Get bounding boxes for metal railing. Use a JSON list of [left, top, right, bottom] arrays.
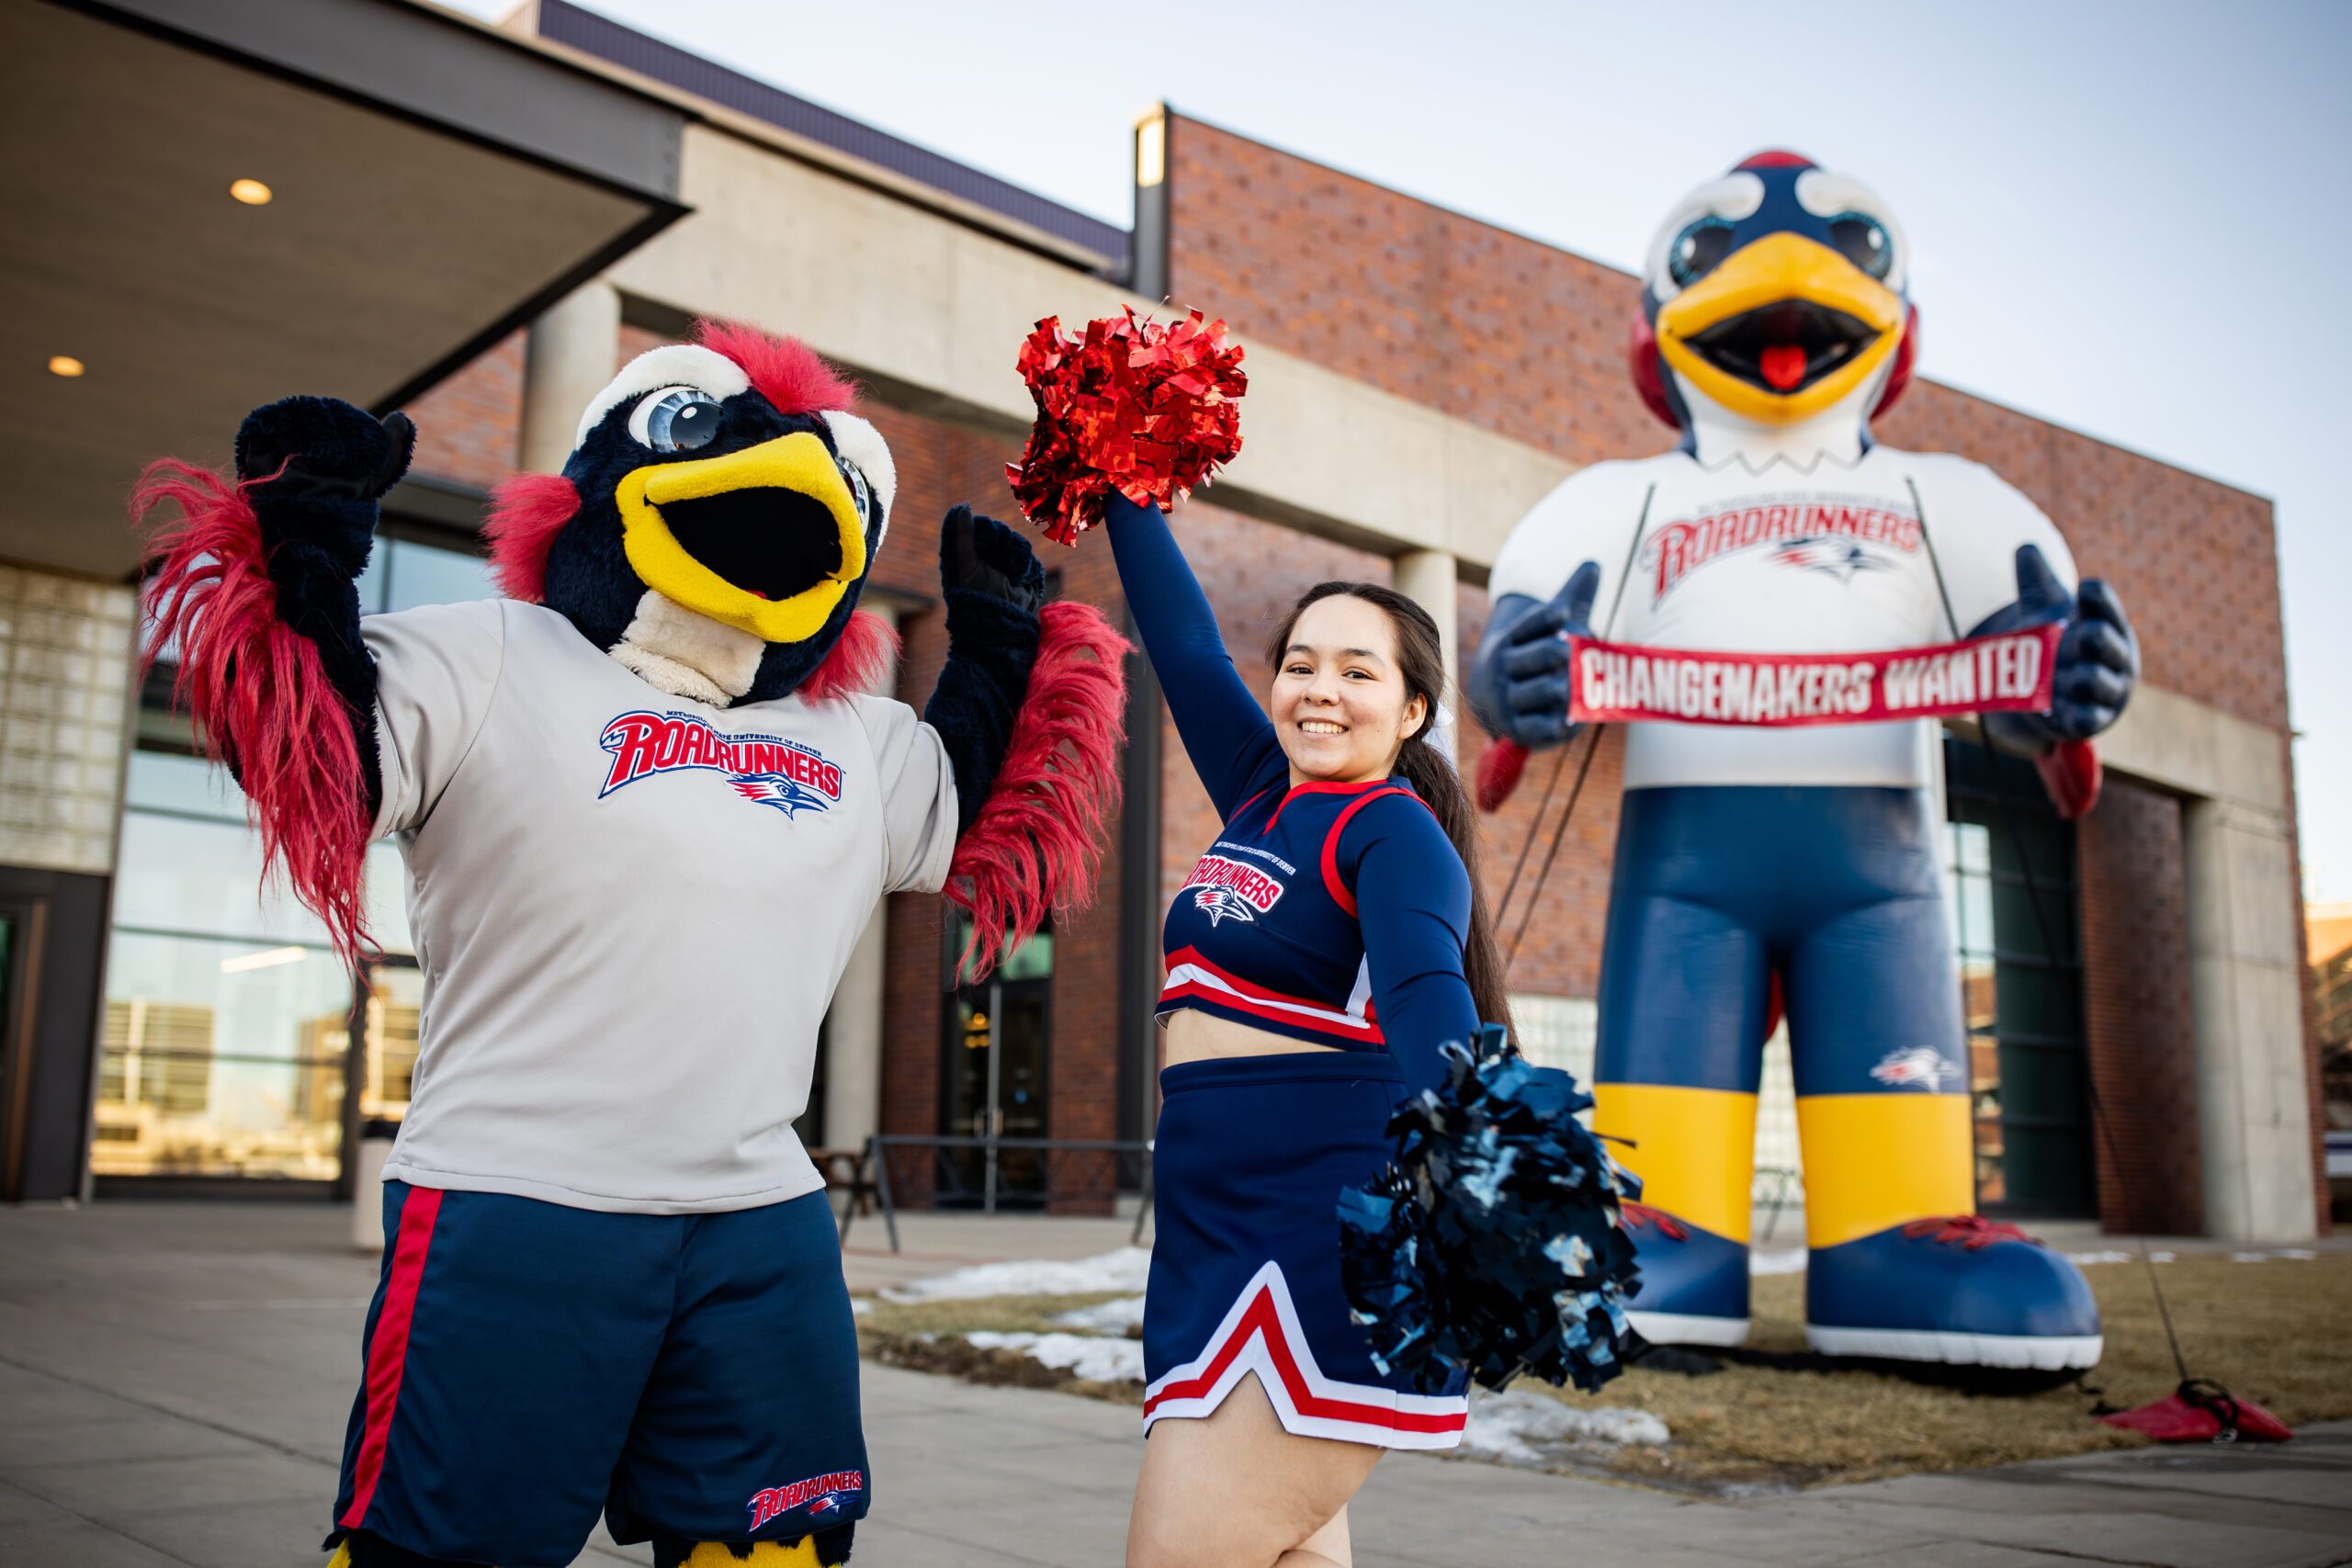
[[837, 1134, 1152, 1253]]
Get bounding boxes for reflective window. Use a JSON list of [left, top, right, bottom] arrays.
[[1942, 739, 2093, 1216], [109, 521, 488, 1181]]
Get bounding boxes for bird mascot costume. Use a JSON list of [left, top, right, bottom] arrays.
[[135, 321, 1125, 1567], [1467, 153, 2138, 1372]]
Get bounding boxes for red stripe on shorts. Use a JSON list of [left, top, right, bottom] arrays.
[[340, 1186, 444, 1528]]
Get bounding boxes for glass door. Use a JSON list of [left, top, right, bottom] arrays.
[[940, 925, 1053, 1207]]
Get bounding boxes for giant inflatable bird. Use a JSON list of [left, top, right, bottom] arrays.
[[1467, 153, 2137, 1372]]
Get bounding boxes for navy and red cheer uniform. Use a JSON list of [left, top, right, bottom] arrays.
[[1108, 494, 1474, 1449]]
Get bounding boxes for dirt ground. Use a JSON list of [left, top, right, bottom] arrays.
[[857, 1252, 2352, 1492]]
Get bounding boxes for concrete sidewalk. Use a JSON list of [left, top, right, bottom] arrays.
[[2, 1201, 2346, 1567]]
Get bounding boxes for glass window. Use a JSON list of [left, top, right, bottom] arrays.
[[1942, 739, 2093, 1217], [111, 524, 490, 1182]]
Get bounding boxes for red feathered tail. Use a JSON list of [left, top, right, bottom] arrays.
[[944, 602, 1129, 981], [133, 461, 374, 968]]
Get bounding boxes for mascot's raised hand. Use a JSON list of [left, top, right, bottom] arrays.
[[1971, 543, 2140, 747], [1466, 558, 1600, 749]]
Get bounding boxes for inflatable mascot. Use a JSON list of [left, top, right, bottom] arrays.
[[1467, 153, 2138, 1371], [136, 322, 1125, 1566]]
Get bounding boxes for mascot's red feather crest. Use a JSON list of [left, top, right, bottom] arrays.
[[695, 320, 860, 417]]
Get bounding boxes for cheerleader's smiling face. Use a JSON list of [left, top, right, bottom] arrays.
[[1272, 594, 1430, 785]]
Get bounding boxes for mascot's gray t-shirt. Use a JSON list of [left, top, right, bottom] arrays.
[[360, 598, 956, 1213]]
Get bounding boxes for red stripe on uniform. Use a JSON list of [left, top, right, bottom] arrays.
[[1318, 787, 1419, 916], [1144, 1285, 1467, 1435], [340, 1187, 444, 1529]]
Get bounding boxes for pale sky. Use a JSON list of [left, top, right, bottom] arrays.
[[453, 0, 2351, 901]]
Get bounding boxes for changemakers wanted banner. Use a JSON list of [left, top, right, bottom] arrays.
[[1566, 624, 2062, 728]]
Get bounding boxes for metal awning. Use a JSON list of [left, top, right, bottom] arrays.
[[0, 0, 690, 579]]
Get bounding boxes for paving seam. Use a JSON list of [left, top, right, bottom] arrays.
[[0, 1347, 339, 1472]]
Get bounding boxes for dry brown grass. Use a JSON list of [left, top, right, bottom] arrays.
[[855, 1255, 2352, 1492]]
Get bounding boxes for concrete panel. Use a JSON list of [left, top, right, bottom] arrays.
[[2183, 797, 2317, 1241], [1393, 548, 1460, 760], [2098, 682, 2288, 812], [605, 128, 1569, 578], [520, 278, 622, 473]]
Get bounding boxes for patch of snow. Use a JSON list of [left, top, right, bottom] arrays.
[[2233, 1247, 2319, 1263], [2231, 1251, 2269, 1263], [2151, 1251, 2175, 1263], [1457, 1390, 1669, 1464], [881, 1247, 1152, 1303], [2278, 1248, 2318, 1260], [1750, 1247, 1807, 1276], [850, 1297, 873, 1316], [2066, 1250, 2136, 1265], [965, 1330, 1146, 1384], [1051, 1294, 1147, 1335]]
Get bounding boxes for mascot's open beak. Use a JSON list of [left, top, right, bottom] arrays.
[[614, 431, 868, 643], [1655, 231, 1905, 424]]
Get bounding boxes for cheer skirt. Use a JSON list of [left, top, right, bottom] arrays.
[[1142, 1052, 1470, 1450]]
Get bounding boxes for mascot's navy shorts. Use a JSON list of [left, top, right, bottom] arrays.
[[1142, 1053, 1469, 1450], [1595, 784, 1963, 1094], [330, 1181, 865, 1568]]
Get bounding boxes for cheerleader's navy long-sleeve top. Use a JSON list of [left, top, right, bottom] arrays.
[[1106, 494, 1479, 1096]]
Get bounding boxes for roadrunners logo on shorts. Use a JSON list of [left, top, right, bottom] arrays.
[[1870, 1046, 1958, 1091], [1183, 853, 1285, 927], [746, 1469, 865, 1531], [598, 711, 843, 819]]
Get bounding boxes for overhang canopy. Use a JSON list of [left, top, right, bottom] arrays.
[[0, 0, 689, 579]]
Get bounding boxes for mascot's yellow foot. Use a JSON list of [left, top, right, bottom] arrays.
[[327, 1547, 352, 1568], [656, 1532, 852, 1568]]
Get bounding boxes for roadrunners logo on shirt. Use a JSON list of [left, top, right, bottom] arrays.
[[1870, 1046, 1958, 1091], [746, 1469, 865, 1532], [1183, 852, 1285, 927], [1645, 497, 1921, 600], [598, 710, 843, 819], [1770, 536, 1894, 585]]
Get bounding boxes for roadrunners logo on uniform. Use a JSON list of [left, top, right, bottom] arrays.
[[746, 1469, 865, 1532], [1645, 497, 1922, 600], [1770, 536, 1894, 584], [1183, 852, 1285, 927], [1870, 1046, 1958, 1091], [598, 711, 844, 819]]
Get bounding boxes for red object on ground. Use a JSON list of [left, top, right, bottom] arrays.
[[2035, 739, 2102, 819], [1475, 737, 1528, 812], [2101, 1382, 2293, 1444], [1006, 309, 1246, 545]]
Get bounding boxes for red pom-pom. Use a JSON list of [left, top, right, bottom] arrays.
[[1005, 308, 1246, 546]]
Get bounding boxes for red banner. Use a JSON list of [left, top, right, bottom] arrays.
[[1566, 624, 2062, 728]]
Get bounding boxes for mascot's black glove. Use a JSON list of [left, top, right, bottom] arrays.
[[1970, 544, 2139, 750], [928, 505, 1046, 831], [228, 396, 410, 808], [234, 398, 413, 647], [1466, 559, 1600, 748]]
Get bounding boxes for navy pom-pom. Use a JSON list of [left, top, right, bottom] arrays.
[[1339, 1024, 1642, 1394]]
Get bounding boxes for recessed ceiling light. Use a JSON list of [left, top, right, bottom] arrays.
[[48, 355, 85, 378], [230, 178, 273, 206]]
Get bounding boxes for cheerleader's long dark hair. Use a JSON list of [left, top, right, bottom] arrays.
[[1266, 582, 1513, 1042]]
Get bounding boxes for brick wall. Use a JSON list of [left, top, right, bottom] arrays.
[[2076, 776, 2203, 1235], [400, 331, 525, 491]]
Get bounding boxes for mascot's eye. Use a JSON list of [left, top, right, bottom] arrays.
[[1668, 218, 1735, 287], [1828, 212, 1894, 281], [836, 456, 871, 521], [633, 389, 725, 453]]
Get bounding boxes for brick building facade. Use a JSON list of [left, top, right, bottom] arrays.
[[16, 0, 2313, 1237]]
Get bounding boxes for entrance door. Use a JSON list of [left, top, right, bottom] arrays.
[[940, 925, 1052, 1207]]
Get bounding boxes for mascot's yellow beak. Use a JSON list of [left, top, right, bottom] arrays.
[[1654, 231, 1905, 425], [615, 432, 869, 643]]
